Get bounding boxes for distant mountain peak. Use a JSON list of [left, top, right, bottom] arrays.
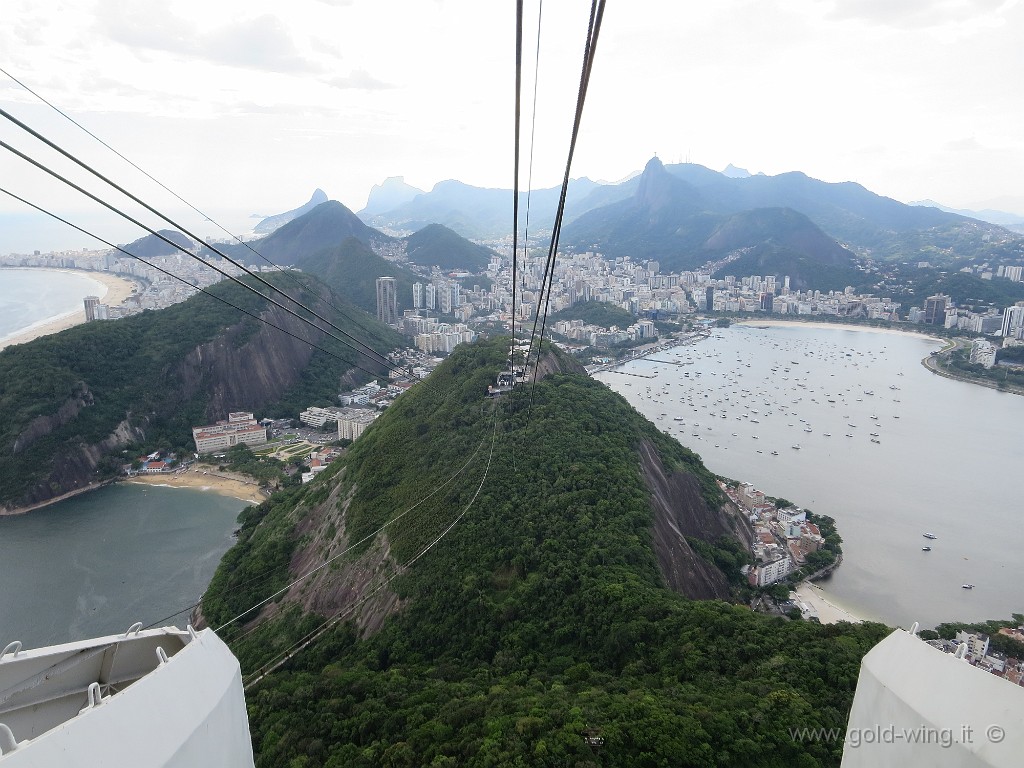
[[644, 156, 665, 173], [254, 189, 331, 235], [359, 176, 425, 218], [636, 156, 693, 212], [722, 163, 751, 179]]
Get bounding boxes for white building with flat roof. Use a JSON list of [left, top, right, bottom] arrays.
[[336, 408, 378, 441], [299, 406, 344, 429], [192, 413, 267, 453]]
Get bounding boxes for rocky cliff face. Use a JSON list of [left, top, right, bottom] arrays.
[[171, 303, 323, 423], [639, 439, 752, 599], [12, 381, 94, 455], [223, 473, 404, 638]]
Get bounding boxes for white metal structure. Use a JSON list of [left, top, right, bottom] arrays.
[[0, 625, 254, 766], [842, 627, 1024, 767]]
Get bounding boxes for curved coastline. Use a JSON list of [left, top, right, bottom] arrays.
[[0, 267, 140, 351], [732, 317, 942, 343], [126, 467, 265, 505], [1, 468, 264, 516], [733, 318, 1024, 396], [0, 481, 114, 517]]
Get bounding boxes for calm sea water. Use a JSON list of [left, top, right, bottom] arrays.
[[0, 484, 245, 649], [594, 323, 1024, 629], [0, 268, 107, 342]]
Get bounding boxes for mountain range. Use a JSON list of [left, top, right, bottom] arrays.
[[361, 177, 606, 239], [357, 158, 1024, 291], [910, 199, 1024, 234]]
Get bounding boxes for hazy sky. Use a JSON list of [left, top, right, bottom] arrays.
[[2, 0, 1023, 253]]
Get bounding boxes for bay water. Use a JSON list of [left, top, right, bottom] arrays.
[[0, 267, 106, 342], [594, 323, 1024, 629], [0, 484, 245, 649]]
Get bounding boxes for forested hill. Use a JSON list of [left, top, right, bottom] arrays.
[[298, 236, 419, 316], [0, 272, 401, 512], [201, 337, 888, 767], [217, 200, 388, 267], [403, 223, 496, 271]]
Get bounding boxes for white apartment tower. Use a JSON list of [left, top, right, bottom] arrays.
[[376, 277, 398, 325]]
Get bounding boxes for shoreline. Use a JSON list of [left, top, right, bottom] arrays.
[[0, 481, 113, 517], [793, 582, 872, 625], [922, 343, 1024, 397], [1, 467, 264, 515], [732, 318, 943, 343], [0, 268, 140, 351], [733, 317, 1024, 397], [126, 467, 265, 504]]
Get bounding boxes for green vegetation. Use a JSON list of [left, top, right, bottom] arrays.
[[239, 200, 384, 265], [405, 223, 495, 271], [0, 272, 400, 508], [201, 337, 889, 766], [941, 348, 1024, 392], [298, 237, 419, 317], [687, 535, 754, 588], [997, 345, 1024, 365], [906, 271, 1024, 309], [550, 300, 637, 329], [211, 443, 290, 488]]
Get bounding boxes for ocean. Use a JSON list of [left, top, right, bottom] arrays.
[[0, 267, 107, 342], [594, 323, 1024, 628], [0, 484, 245, 648]]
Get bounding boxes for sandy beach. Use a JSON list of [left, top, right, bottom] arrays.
[[793, 582, 869, 624], [0, 269, 139, 351], [127, 467, 265, 504], [734, 318, 941, 343]]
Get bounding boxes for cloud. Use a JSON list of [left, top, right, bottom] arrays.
[[229, 101, 342, 118], [822, 0, 1012, 28], [944, 136, 984, 151], [325, 69, 394, 90], [205, 15, 321, 73], [95, 1, 321, 73]]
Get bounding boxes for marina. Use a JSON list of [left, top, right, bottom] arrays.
[[594, 323, 1024, 627]]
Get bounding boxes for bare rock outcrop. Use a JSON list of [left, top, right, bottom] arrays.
[[12, 382, 94, 454], [247, 474, 402, 638], [639, 439, 751, 600]]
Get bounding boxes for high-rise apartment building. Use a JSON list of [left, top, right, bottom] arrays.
[[923, 294, 948, 325], [412, 282, 424, 309], [83, 295, 100, 322], [376, 277, 398, 325]]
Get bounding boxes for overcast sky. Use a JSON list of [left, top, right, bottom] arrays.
[[2, 0, 1023, 253]]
